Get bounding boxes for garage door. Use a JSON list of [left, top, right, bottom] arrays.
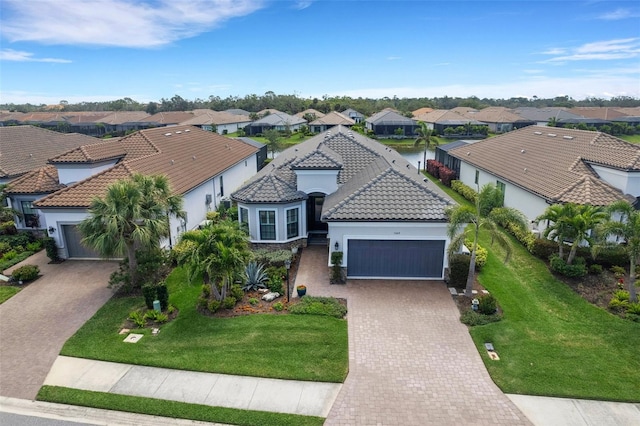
[[62, 225, 101, 259], [347, 239, 445, 279]]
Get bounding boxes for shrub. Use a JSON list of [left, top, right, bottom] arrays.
[[501, 220, 536, 252], [426, 160, 444, 178], [266, 277, 283, 294], [289, 296, 347, 318], [549, 255, 587, 278], [593, 246, 628, 269], [460, 310, 502, 326], [142, 285, 156, 310], [612, 289, 630, 302], [609, 298, 629, 312], [197, 296, 208, 310], [531, 238, 559, 260], [243, 261, 268, 291], [26, 241, 42, 252], [0, 251, 33, 272], [154, 312, 168, 323], [477, 294, 497, 315], [2, 250, 17, 260], [439, 166, 457, 187], [128, 311, 145, 328], [156, 282, 169, 311], [610, 266, 626, 278], [465, 241, 487, 270], [207, 300, 221, 313], [331, 251, 343, 283], [43, 237, 60, 262], [626, 303, 640, 316], [0, 242, 10, 255], [222, 296, 236, 309], [201, 284, 211, 298], [11, 264, 39, 281], [252, 249, 292, 267], [589, 264, 603, 275], [248, 297, 259, 306], [230, 284, 244, 302], [451, 180, 477, 203], [273, 302, 284, 311], [449, 254, 470, 287]]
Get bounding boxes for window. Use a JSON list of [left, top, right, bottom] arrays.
[[286, 208, 299, 239], [240, 207, 249, 231], [474, 170, 479, 185], [496, 180, 506, 205], [259, 210, 276, 240], [21, 201, 38, 227], [219, 176, 224, 197]]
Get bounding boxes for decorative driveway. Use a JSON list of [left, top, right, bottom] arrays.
[[295, 246, 531, 425], [0, 251, 117, 400]]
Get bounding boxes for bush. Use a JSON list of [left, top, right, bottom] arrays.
[[331, 251, 343, 283], [43, 237, 60, 262], [248, 297, 259, 306], [230, 284, 244, 302], [501, 221, 536, 252], [451, 180, 477, 203], [252, 249, 292, 267], [26, 241, 42, 252], [0, 242, 10, 256], [142, 285, 156, 310], [156, 282, 169, 311], [273, 302, 284, 311], [593, 246, 628, 269], [11, 264, 40, 281], [460, 310, 501, 326], [128, 311, 145, 328], [222, 296, 236, 309], [207, 300, 221, 313], [465, 241, 487, 270], [589, 264, 603, 275], [439, 166, 457, 187], [531, 239, 559, 260], [477, 294, 497, 315], [449, 254, 470, 287], [610, 266, 626, 278], [201, 284, 211, 298], [549, 255, 587, 278], [2, 250, 17, 261], [288, 296, 347, 318], [243, 261, 268, 291]]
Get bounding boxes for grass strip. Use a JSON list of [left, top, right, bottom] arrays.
[[0, 285, 20, 304], [37, 386, 324, 426]]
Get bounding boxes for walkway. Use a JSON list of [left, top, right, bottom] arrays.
[[0, 251, 118, 400]]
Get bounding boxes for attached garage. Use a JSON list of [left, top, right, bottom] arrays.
[[347, 239, 445, 279], [62, 225, 100, 259]]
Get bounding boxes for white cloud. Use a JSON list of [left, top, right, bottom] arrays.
[[597, 8, 640, 20], [0, 48, 71, 63], [386, 56, 402, 61], [293, 1, 314, 10], [1, 0, 265, 48], [540, 38, 640, 63]]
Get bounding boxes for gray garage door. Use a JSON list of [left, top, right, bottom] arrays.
[[62, 225, 101, 259], [347, 239, 445, 279]]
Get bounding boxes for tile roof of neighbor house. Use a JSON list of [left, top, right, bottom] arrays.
[[232, 126, 454, 221], [413, 109, 467, 123], [97, 111, 150, 124], [568, 107, 630, 120], [341, 108, 365, 118], [224, 108, 252, 116], [249, 111, 306, 126], [139, 111, 196, 124], [0, 126, 101, 180], [462, 107, 532, 123], [366, 110, 416, 125], [412, 107, 434, 116], [234, 137, 265, 149], [512, 107, 583, 122], [14, 112, 70, 124], [48, 139, 130, 164], [179, 110, 251, 126], [295, 109, 326, 119], [33, 126, 258, 208], [308, 111, 355, 126], [6, 165, 65, 194], [448, 126, 639, 206]]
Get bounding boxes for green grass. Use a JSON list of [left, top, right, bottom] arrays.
[[37, 386, 324, 426], [0, 285, 20, 304], [619, 134, 640, 144], [61, 266, 348, 383]]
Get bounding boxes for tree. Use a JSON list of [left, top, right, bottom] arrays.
[[536, 204, 576, 260], [177, 220, 251, 301], [263, 128, 281, 158], [599, 201, 640, 302], [447, 184, 528, 297], [563, 204, 608, 265], [78, 174, 185, 288], [414, 121, 438, 171]]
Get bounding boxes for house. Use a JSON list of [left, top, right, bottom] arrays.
[[434, 140, 477, 172], [365, 110, 417, 138], [234, 137, 268, 170], [308, 111, 355, 133], [8, 126, 259, 259], [412, 107, 434, 117], [0, 126, 101, 184], [180, 110, 252, 134], [139, 111, 197, 127], [98, 111, 151, 135], [458, 107, 535, 133], [295, 109, 325, 121], [231, 126, 455, 280], [412, 109, 483, 135], [447, 126, 639, 228], [341, 108, 365, 123], [243, 111, 306, 135], [512, 107, 583, 126]]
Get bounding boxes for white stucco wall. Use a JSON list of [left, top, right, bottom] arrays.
[[238, 201, 307, 243], [295, 170, 339, 194], [38, 209, 90, 258], [56, 161, 119, 185], [590, 165, 640, 197], [327, 221, 450, 277]]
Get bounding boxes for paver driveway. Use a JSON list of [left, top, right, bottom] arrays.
[[0, 251, 117, 399], [295, 246, 531, 425]]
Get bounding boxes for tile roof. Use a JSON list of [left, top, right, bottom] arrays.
[[412, 107, 434, 116], [512, 107, 582, 122], [5, 165, 64, 194], [462, 107, 530, 123], [366, 110, 415, 125], [448, 126, 639, 206], [179, 110, 251, 126], [232, 126, 454, 221], [140, 111, 196, 124], [295, 109, 326, 119], [97, 111, 150, 124], [569, 107, 629, 120], [34, 126, 258, 208], [249, 111, 306, 126], [308, 111, 355, 126], [413, 109, 467, 123], [0, 126, 101, 179], [49, 139, 129, 164]]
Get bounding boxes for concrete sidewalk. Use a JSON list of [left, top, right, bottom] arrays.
[[44, 356, 341, 418]]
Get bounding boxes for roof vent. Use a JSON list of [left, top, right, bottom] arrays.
[[521, 149, 525, 153], [534, 131, 542, 135], [192, 156, 196, 160], [563, 135, 574, 140], [406, 164, 410, 168], [170, 160, 175, 165], [524, 168, 527, 172], [547, 133, 556, 137], [164, 133, 172, 136], [184, 129, 190, 132], [467, 152, 471, 156], [392, 159, 395, 163], [175, 131, 182, 134]]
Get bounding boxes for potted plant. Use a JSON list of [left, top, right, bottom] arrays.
[[296, 284, 307, 297]]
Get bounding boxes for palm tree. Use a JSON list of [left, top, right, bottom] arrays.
[[447, 184, 528, 297], [178, 220, 251, 301], [599, 201, 640, 302], [78, 174, 185, 288], [414, 121, 437, 171], [536, 203, 577, 260], [564, 204, 608, 265]]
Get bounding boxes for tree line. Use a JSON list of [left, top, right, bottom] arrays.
[[3, 93, 639, 116]]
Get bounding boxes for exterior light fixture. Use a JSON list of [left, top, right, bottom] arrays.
[[334, 241, 339, 251]]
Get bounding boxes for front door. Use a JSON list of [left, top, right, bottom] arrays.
[[306, 194, 327, 232]]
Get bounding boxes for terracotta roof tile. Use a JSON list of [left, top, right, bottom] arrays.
[[5, 165, 64, 194]]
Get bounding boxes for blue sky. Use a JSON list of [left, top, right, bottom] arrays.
[[1, 0, 639, 105]]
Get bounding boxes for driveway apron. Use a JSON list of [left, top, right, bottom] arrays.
[[296, 246, 530, 425], [0, 251, 117, 400]]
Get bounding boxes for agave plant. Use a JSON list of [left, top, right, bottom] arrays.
[[243, 261, 268, 291]]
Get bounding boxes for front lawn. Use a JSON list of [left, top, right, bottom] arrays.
[[61, 266, 348, 383], [0, 285, 20, 304]]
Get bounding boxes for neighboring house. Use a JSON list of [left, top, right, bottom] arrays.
[[98, 111, 151, 134], [12, 126, 259, 259], [234, 137, 268, 170], [295, 109, 325, 121], [512, 107, 583, 126], [557, 117, 611, 129], [308, 111, 355, 133], [412, 109, 480, 134], [66, 112, 113, 136], [459, 107, 535, 133], [448, 126, 639, 229], [231, 126, 455, 280], [140, 111, 197, 127], [224, 108, 252, 116], [180, 110, 252, 134], [434, 140, 477, 172], [0, 125, 100, 184], [412, 107, 434, 117], [568, 107, 630, 121], [341, 108, 365, 123], [365, 110, 417, 138], [244, 111, 306, 135]]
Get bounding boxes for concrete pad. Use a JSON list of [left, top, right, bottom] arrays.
[[110, 365, 170, 397], [574, 399, 640, 426], [153, 370, 220, 405], [249, 378, 305, 414], [508, 394, 586, 426], [44, 356, 131, 393], [297, 382, 342, 417], [203, 374, 258, 409]]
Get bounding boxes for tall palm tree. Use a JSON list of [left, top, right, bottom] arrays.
[[78, 174, 185, 288], [447, 184, 528, 297], [414, 121, 437, 171], [599, 200, 640, 302], [564, 204, 608, 265], [536, 203, 577, 259], [178, 220, 250, 301]]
